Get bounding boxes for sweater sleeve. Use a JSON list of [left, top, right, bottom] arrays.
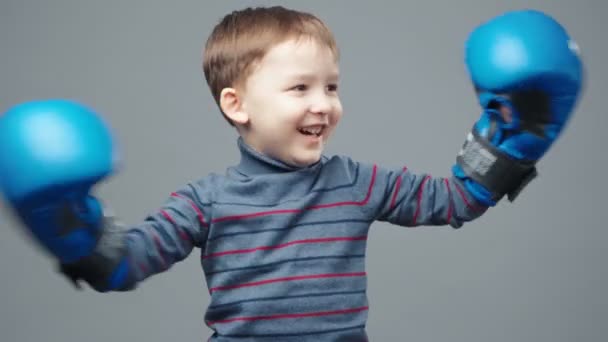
[[351, 159, 488, 228], [122, 182, 211, 285], [66, 180, 212, 292]]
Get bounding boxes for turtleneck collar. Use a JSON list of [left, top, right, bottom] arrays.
[[234, 137, 324, 176]]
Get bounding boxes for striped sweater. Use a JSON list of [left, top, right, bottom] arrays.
[[116, 137, 487, 341]]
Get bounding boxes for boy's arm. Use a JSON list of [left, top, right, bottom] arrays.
[[60, 183, 210, 292], [362, 163, 487, 228], [0, 99, 213, 292], [366, 11, 583, 227]]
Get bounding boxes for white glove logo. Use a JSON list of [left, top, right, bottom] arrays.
[[568, 39, 581, 57]]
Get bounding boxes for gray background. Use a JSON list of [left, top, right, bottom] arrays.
[[1, 0, 606, 341]]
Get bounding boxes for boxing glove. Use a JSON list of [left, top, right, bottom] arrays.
[[453, 9, 584, 205], [0, 99, 129, 290]]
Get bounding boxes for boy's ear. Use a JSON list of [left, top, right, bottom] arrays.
[[219, 87, 249, 125]]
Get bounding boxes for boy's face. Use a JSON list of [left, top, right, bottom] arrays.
[[238, 38, 342, 167]]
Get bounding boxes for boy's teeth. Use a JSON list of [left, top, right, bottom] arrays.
[[299, 126, 323, 135]]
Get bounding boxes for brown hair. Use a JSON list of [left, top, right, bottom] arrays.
[[203, 6, 339, 125]]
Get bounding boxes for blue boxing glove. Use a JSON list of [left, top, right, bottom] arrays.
[[0, 100, 129, 291], [453, 10, 584, 206]]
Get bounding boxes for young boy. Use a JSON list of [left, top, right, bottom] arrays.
[[0, 5, 582, 342]]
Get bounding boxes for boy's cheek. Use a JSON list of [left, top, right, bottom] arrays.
[[332, 109, 343, 125]]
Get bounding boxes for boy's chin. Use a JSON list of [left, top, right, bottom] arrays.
[[288, 152, 322, 168]]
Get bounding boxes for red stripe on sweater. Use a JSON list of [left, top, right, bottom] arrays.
[[160, 210, 190, 243], [150, 230, 167, 269], [203, 236, 367, 260], [453, 181, 484, 212], [171, 192, 209, 227], [207, 306, 369, 325], [210, 272, 366, 293], [160, 210, 175, 224], [444, 178, 453, 223], [412, 175, 431, 225], [212, 165, 378, 223], [390, 167, 408, 209]]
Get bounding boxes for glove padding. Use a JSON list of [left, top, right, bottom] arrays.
[[453, 9, 584, 205], [0, 100, 129, 291]]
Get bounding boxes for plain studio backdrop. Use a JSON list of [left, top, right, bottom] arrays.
[[1, 1, 606, 341]]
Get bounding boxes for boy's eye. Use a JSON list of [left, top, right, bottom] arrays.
[[292, 84, 308, 91], [327, 84, 339, 92]]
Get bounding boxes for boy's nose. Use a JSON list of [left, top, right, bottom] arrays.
[[309, 94, 333, 115]]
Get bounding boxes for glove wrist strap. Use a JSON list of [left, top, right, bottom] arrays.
[[59, 209, 131, 292], [456, 127, 538, 202]]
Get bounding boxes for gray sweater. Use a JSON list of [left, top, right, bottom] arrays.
[[116, 137, 487, 341]]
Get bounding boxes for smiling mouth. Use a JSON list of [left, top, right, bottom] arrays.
[[298, 125, 325, 137]]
